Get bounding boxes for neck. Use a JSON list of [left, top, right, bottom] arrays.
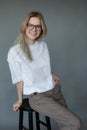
[[28, 39, 35, 45]]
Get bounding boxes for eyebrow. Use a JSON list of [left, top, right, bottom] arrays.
[[28, 23, 41, 26]]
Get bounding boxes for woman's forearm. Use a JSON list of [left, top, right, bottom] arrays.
[[13, 81, 23, 111], [16, 81, 23, 103]]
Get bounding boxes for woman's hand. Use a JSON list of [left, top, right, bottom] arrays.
[[13, 100, 22, 112], [52, 72, 60, 86]]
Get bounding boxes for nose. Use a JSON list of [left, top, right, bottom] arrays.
[[32, 26, 37, 31]]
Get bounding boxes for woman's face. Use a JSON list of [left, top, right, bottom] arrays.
[[25, 17, 42, 43]]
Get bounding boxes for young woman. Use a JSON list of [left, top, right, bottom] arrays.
[[7, 11, 81, 130]]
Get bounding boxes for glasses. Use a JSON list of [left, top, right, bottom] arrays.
[[27, 23, 42, 31]]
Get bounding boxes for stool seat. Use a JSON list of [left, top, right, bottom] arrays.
[[19, 98, 51, 130], [20, 98, 33, 111]]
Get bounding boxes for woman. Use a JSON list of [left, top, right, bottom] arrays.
[[7, 11, 81, 130]]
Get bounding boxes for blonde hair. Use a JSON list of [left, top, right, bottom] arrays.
[[14, 11, 47, 60]]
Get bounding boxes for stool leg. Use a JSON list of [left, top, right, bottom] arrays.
[[19, 109, 23, 130], [28, 111, 33, 130], [35, 112, 40, 130], [46, 116, 51, 130]]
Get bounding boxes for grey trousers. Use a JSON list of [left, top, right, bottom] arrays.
[[29, 85, 81, 130]]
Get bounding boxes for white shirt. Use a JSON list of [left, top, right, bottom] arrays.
[[7, 41, 55, 95]]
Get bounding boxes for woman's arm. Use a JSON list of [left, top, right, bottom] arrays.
[[52, 72, 60, 86], [13, 81, 23, 112]]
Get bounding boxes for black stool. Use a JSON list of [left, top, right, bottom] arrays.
[[19, 98, 51, 130]]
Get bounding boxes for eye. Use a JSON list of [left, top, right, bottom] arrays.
[[27, 24, 33, 29], [27, 23, 42, 31]]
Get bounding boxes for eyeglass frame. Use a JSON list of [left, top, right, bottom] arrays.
[[27, 23, 42, 31]]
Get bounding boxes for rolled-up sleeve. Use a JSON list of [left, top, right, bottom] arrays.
[[7, 49, 22, 84]]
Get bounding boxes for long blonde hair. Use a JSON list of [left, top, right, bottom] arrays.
[[14, 11, 47, 60]]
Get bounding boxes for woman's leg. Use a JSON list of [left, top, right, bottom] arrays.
[[29, 86, 81, 130]]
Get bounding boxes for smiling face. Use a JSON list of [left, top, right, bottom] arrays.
[[25, 17, 42, 44], [20, 11, 47, 45]]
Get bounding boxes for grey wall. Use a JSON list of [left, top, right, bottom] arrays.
[[0, 0, 87, 130]]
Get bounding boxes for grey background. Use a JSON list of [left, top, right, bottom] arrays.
[[0, 0, 87, 130]]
